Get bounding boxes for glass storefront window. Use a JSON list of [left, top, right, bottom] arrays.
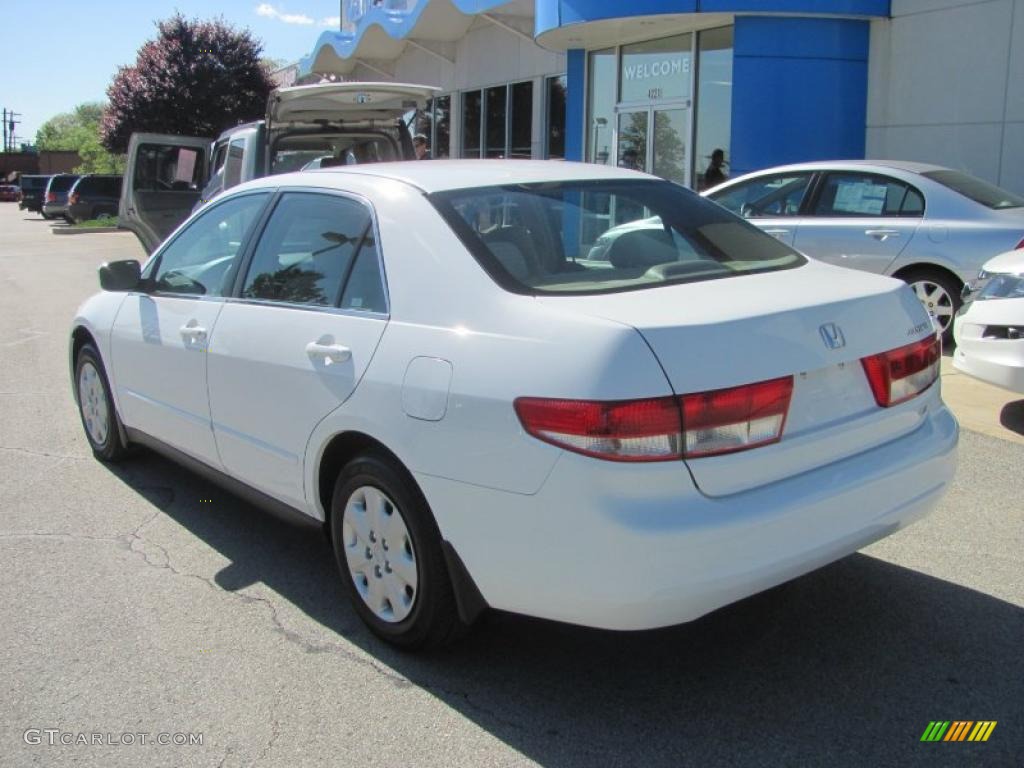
[[546, 75, 566, 159], [620, 34, 692, 104], [485, 85, 507, 158], [433, 95, 450, 158], [695, 26, 733, 191], [462, 90, 482, 158], [587, 48, 616, 165], [510, 81, 533, 158]]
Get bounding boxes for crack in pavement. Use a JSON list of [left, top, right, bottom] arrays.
[[0, 445, 88, 461]]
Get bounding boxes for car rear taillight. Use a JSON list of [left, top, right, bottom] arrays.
[[679, 377, 793, 458], [860, 336, 941, 407], [514, 376, 795, 462], [46, 192, 56, 203], [69, 192, 79, 205], [514, 396, 682, 462], [1015, 236, 1024, 250]]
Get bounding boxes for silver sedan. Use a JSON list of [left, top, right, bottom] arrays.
[[704, 160, 1024, 338]]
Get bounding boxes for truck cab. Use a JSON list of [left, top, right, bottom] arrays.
[[119, 82, 438, 253]]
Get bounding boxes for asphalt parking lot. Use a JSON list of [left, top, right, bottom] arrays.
[[1, 202, 1022, 768]]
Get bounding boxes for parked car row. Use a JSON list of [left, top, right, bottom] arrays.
[[16, 173, 122, 223]]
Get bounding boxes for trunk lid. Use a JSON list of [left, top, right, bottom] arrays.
[[266, 82, 438, 131], [538, 260, 938, 496]]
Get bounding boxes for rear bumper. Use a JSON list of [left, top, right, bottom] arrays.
[[42, 203, 68, 216], [419, 398, 958, 631]]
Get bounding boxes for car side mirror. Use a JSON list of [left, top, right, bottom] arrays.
[[99, 259, 142, 292]]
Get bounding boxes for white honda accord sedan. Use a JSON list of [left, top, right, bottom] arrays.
[[70, 161, 958, 649]]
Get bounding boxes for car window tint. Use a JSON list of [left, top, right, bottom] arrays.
[[814, 173, 923, 217], [709, 173, 812, 218], [340, 232, 386, 313], [224, 139, 245, 189], [431, 179, 804, 296], [152, 192, 269, 297], [242, 192, 371, 306], [133, 144, 205, 192]]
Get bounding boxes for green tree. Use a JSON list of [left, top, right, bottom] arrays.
[[101, 15, 274, 153], [35, 102, 125, 174]]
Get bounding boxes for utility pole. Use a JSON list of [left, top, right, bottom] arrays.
[[2, 109, 21, 152]]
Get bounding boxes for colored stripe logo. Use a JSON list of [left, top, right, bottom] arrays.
[[920, 721, 997, 742]]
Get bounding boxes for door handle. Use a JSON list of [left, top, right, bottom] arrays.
[[763, 228, 790, 239], [305, 341, 352, 363], [179, 323, 207, 341], [865, 229, 901, 241]]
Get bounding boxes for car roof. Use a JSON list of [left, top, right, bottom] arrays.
[[732, 159, 951, 177], [257, 159, 654, 194]]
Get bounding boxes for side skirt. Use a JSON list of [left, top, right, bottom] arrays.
[[124, 427, 323, 532]]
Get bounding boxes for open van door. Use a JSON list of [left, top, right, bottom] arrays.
[[120, 133, 212, 253]]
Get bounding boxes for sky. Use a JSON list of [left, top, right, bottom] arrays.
[[2, 1, 342, 144]]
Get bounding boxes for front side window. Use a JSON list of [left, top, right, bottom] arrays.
[[223, 139, 245, 189], [709, 173, 813, 218], [151, 192, 269, 296], [241, 192, 373, 307], [814, 173, 926, 217], [431, 180, 804, 296]]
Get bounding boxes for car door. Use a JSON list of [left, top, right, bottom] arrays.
[[704, 171, 815, 246], [793, 171, 924, 274], [206, 190, 389, 509], [120, 133, 212, 253], [110, 191, 272, 466]]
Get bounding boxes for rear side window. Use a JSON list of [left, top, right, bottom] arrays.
[[241, 192, 374, 307], [150, 192, 269, 296], [101, 177, 123, 197], [133, 144, 205, 192], [709, 173, 813, 218], [922, 169, 1024, 210], [431, 179, 805, 296], [813, 173, 925, 217]]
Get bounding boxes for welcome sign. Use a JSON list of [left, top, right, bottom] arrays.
[[620, 48, 692, 102]]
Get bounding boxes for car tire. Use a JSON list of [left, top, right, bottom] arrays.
[[329, 452, 464, 650], [900, 268, 961, 343], [75, 344, 128, 462]]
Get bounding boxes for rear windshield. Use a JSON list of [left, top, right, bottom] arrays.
[[922, 170, 1024, 210], [429, 179, 805, 296], [48, 175, 79, 194]]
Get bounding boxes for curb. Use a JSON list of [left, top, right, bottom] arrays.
[[52, 226, 122, 235]]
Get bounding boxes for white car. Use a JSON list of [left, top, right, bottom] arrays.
[[70, 161, 958, 649], [953, 249, 1024, 392]]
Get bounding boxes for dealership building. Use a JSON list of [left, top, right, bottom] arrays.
[[295, 0, 1024, 193]]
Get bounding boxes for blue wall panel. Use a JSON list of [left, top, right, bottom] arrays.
[[535, 0, 888, 38], [730, 16, 869, 177], [565, 49, 586, 162]]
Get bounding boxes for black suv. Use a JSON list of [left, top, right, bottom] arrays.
[[67, 175, 123, 224], [18, 175, 51, 214]]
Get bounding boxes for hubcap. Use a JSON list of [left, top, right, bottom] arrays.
[[911, 280, 954, 333], [342, 486, 417, 623], [78, 362, 109, 446]]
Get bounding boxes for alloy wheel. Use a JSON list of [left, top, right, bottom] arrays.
[[911, 279, 954, 334]]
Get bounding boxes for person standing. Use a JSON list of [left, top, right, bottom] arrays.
[[703, 148, 728, 188], [413, 134, 429, 160]]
